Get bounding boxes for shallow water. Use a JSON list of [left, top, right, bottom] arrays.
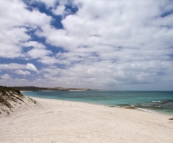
[[23, 91, 173, 114]]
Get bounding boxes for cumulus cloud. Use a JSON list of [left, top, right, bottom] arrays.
[[1, 74, 11, 80], [33, 0, 72, 8], [0, 0, 51, 59], [27, 48, 52, 59], [32, 0, 57, 7], [36, 0, 173, 89], [22, 41, 46, 49], [38, 56, 58, 65], [0, 0, 173, 90], [52, 5, 66, 15], [15, 70, 31, 76], [26, 63, 38, 72], [0, 63, 26, 70]]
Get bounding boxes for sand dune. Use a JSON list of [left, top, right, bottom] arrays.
[[0, 97, 173, 143]]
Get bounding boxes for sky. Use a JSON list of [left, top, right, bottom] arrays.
[[0, 0, 173, 90]]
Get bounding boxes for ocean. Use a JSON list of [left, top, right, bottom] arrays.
[[23, 91, 173, 114]]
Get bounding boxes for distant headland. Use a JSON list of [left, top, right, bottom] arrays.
[[9, 86, 97, 91]]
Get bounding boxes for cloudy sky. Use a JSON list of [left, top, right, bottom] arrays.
[[0, 0, 173, 90]]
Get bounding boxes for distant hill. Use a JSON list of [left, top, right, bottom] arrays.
[[0, 86, 38, 117], [10, 86, 95, 91]]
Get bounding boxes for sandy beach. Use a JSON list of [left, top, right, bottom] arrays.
[[0, 97, 173, 143]]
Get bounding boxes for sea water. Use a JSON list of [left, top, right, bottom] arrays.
[[23, 91, 173, 114]]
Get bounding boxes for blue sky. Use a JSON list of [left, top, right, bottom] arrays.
[[0, 0, 173, 90]]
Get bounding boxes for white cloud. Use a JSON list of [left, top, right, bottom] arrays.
[[27, 48, 52, 59], [32, 0, 72, 8], [35, 0, 173, 89], [26, 63, 38, 72], [0, 27, 29, 58], [0, 0, 51, 59], [1, 74, 11, 80], [22, 40, 53, 60], [39, 0, 173, 52], [15, 70, 31, 76], [0, 63, 26, 70], [38, 56, 58, 65], [22, 41, 46, 49], [0, 0, 173, 90], [32, 0, 57, 7], [52, 5, 66, 15]]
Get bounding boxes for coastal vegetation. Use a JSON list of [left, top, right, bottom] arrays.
[[0, 86, 37, 117]]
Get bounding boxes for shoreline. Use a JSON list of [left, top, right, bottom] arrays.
[[26, 94, 173, 116], [1, 96, 173, 143], [24, 96, 173, 119], [22, 90, 173, 116]]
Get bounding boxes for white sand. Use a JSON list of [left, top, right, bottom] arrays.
[[0, 97, 173, 143]]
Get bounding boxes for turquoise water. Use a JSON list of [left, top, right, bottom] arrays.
[[23, 91, 173, 114]]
